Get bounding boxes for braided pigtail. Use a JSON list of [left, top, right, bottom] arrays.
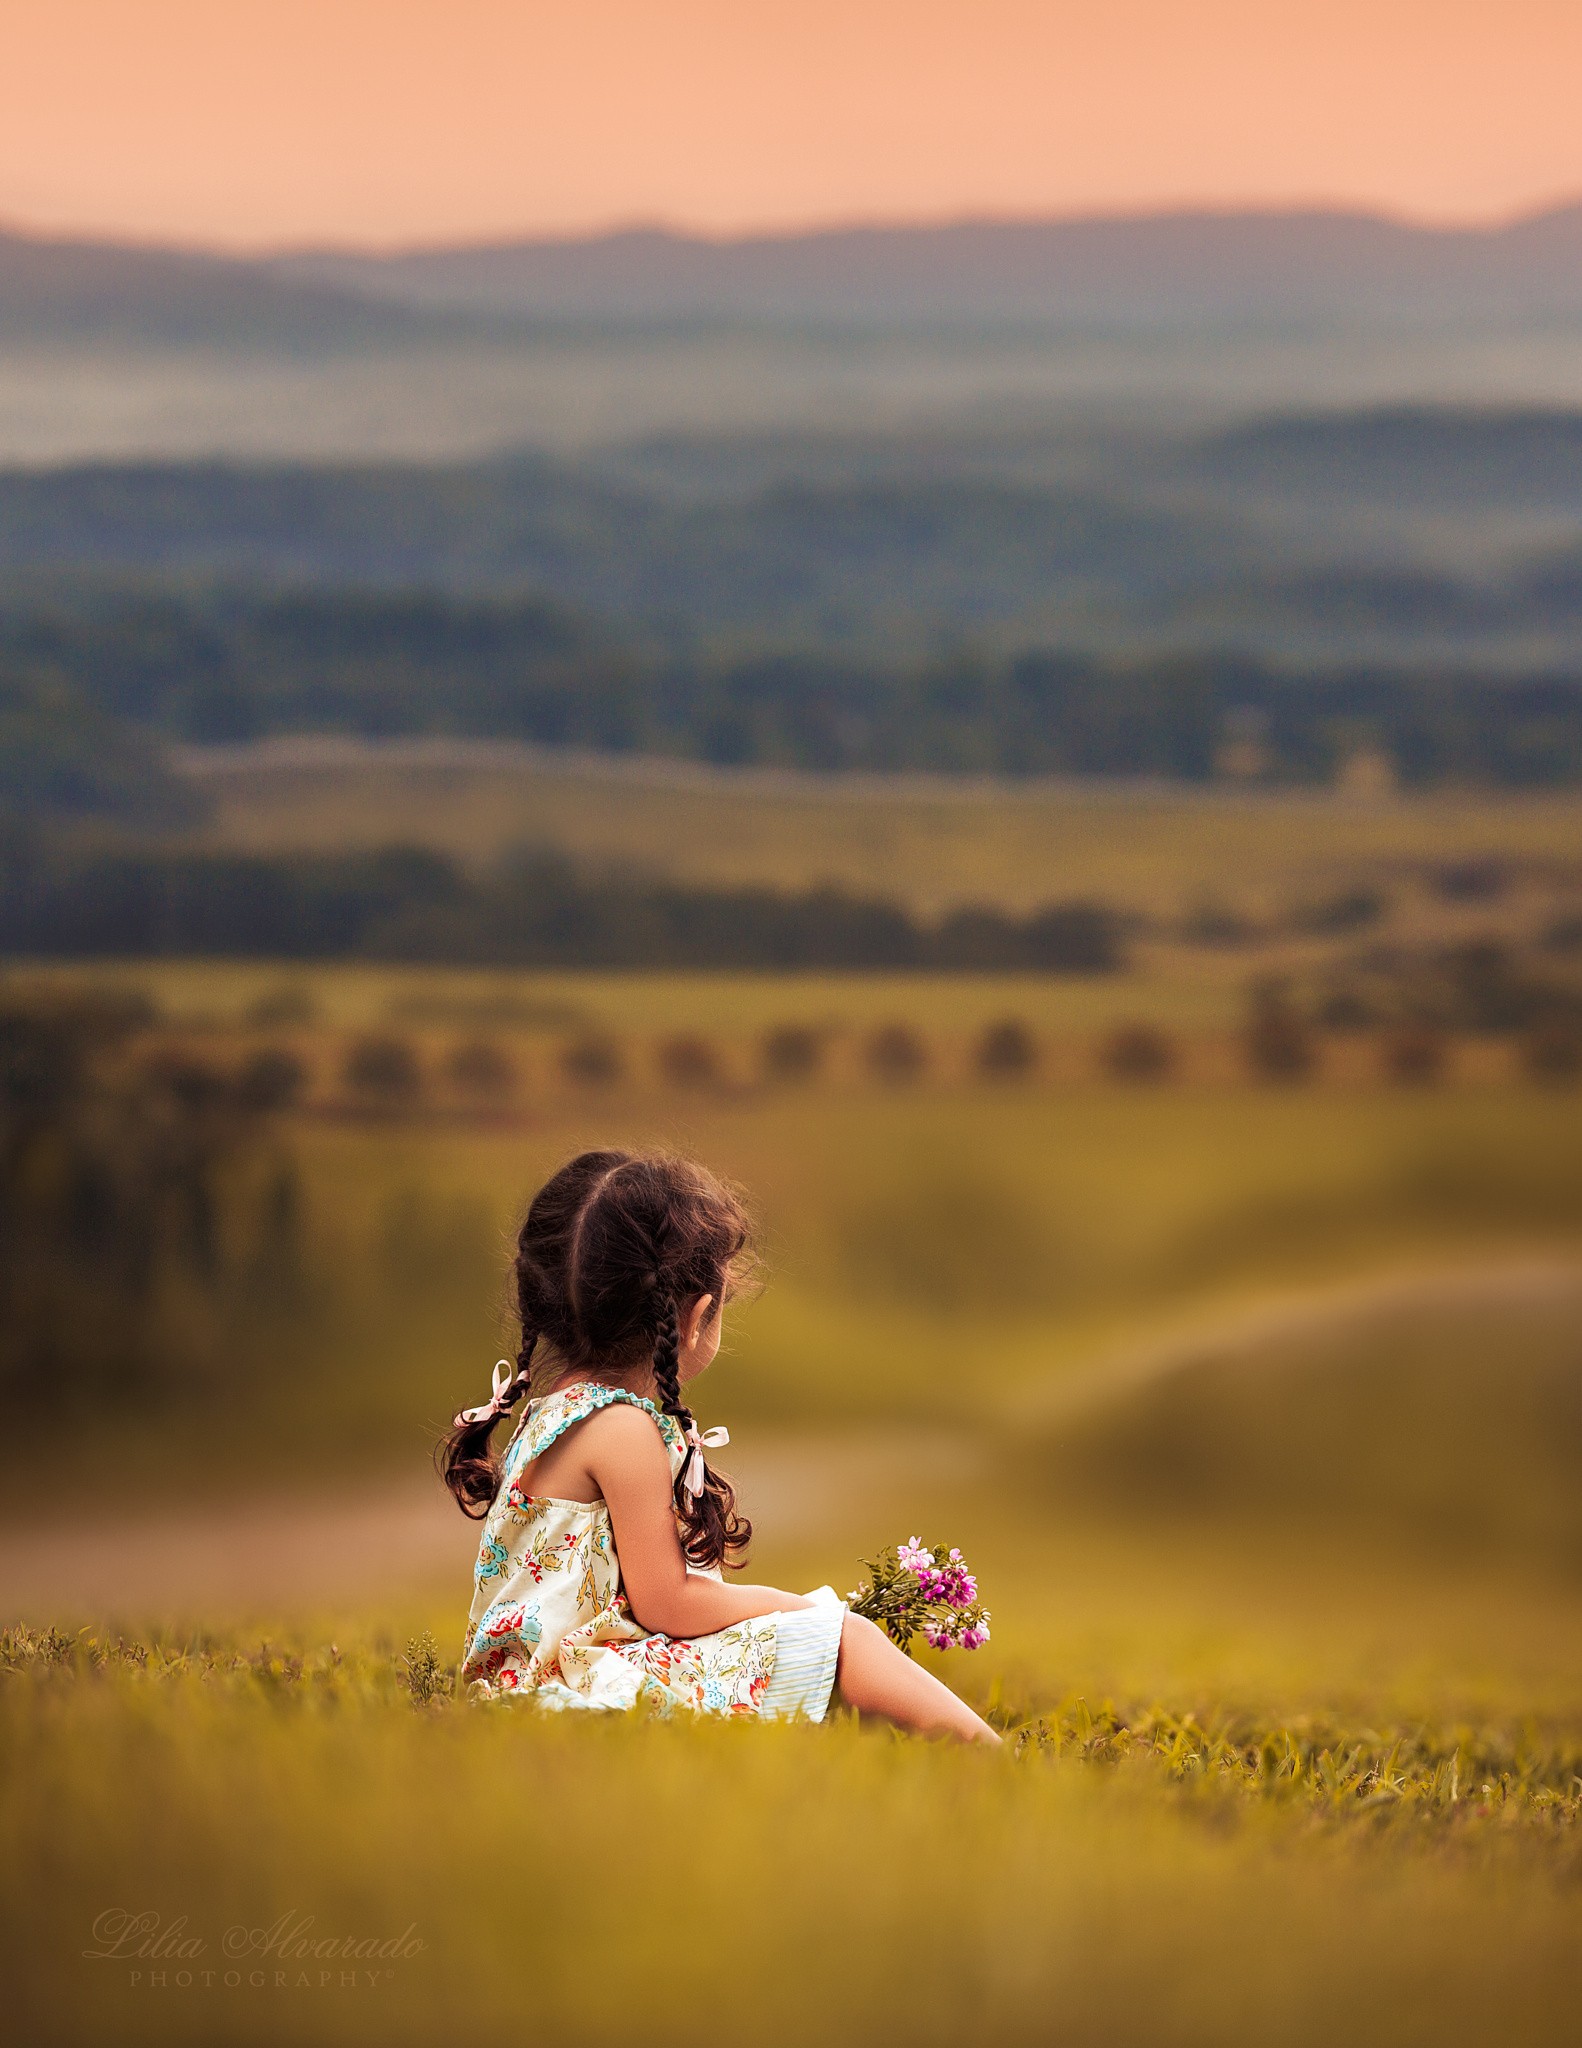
[[652, 1292, 752, 1570], [651, 1295, 683, 1415], [512, 1330, 538, 1409], [438, 1332, 535, 1518]]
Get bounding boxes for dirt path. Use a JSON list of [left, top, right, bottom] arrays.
[[1008, 1253, 1582, 1427], [0, 1477, 476, 1624], [0, 1430, 964, 1624]]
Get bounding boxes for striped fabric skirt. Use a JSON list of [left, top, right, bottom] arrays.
[[761, 1586, 847, 1722]]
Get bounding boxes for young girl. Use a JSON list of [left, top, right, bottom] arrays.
[[442, 1148, 997, 1742]]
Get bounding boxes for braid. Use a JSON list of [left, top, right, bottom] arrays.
[[507, 1330, 537, 1409], [651, 1286, 752, 1569], [651, 1295, 686, 1421], [438, 1303, 539, 1517]]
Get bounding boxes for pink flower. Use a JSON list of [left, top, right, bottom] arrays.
[[873, 1538, 989, 1653], [939, 1564, 978, 1609]]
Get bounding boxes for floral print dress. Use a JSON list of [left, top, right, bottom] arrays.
[[461, 1383, 780, 1715]]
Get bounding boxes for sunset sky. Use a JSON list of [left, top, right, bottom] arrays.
[[3, 1, 1580, 250]]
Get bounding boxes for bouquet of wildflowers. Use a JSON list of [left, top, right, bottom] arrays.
[[848, 1537, 991, 1654]]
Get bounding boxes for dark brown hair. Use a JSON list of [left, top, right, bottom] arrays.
[[439, 1149, 756, 1569]]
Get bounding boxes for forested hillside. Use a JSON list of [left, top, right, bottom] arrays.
[[4, 584, 1582, 786], [2, 407, 1581, 817]]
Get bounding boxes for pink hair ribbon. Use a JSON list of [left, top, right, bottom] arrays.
[[454, 1358, 523, 1429], [680, 1422, 730, 1500]]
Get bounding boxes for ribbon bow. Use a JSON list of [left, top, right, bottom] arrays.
[[680, 1422, 730, 1501], [454, 1359, 523, 1429]]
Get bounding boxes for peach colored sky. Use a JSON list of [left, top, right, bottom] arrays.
[[3, 1, 1581, 250]]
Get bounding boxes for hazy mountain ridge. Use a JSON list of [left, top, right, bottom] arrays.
[[4, 205, 1582, 347], [0, 230, 472, 348], [279, 207, 1582, 324]]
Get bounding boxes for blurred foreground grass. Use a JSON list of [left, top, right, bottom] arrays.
[[4, 1598, 1580, 2048]]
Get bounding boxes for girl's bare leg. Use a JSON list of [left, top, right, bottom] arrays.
[[834, 1612, 1000, 1744]]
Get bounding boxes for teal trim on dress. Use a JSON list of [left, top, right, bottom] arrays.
[[503, 1384, 681, 1483]]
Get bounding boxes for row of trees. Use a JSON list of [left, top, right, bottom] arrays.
[[1237, 987, 1581, 1086], [6, 582, 1582, 788], [0, 841, 1124, 973], [174, 1006, 1582, 1120], [1312, 940, 1582, 1037]]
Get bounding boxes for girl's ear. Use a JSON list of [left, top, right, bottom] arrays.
[[682, 1293, 716, 1353]]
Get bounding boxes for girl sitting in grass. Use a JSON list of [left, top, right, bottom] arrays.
[[442, 1148, 997, 1742]]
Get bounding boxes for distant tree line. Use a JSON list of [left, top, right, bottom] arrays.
[[0, 838, 1124, 972], [0, 990, 298, 1406], [3, 441, 1581, 653], [5, 584, 1582, 791]]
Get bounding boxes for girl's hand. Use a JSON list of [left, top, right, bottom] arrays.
[[585, 1406, 810, 1637]]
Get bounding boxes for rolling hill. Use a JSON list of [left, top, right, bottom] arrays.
[[4, 203, 1582, 345], [281, 205, 1582, 326]]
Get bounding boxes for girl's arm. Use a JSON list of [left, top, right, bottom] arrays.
[[589, 1406, 814, 1637], [587, 1409, 1001, 1742]]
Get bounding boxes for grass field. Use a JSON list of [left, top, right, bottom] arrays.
[[9, 952, 1264, 1039], [5, 947, 1582, 2045], [6, 1482, 1582, 2048], [180, 738, 1582, 922]]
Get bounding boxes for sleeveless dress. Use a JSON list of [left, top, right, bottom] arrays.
[[460, 1382, 844, 1718]]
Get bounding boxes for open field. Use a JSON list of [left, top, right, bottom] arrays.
[[7, 1636, 1581, 2048], [5, 953, 1266, 1039], [6, 955, 1582, 2047], [180, 737, 1582, 922], [6, 1472, 1582, 2048], [7, 1242, 1582, 2047]]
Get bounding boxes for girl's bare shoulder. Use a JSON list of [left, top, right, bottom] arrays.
[[516, 1395, 666, 1498], [571, 1398, 670, 1457]]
